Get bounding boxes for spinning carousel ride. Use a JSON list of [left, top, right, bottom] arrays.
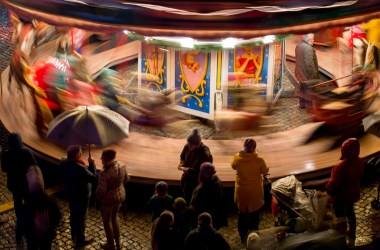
[[1, 0, 380, 184]]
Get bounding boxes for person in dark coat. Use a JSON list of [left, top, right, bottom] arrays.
[[178, 129, 213, 204], [1, 132, 38, 243], [190, 162, 228, 230], [184, 212, 231, 250], [60, 145, 97, 247], [325, 138, 364, 246], [173, 197, 195, 249], [151, 210, 178, 250], [25, 189, 61, 250], [295, 33, 320, 109], [148, 181, 174, 221]]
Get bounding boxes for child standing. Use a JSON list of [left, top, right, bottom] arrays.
[[148, 181, 174, 221]]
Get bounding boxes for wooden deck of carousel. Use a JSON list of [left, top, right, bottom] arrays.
[[2, 37, 380, 186]]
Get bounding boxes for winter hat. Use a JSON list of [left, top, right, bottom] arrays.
[[8, 132, 23, 150], [247, 232, 261, 250], [200, 162, 216, 181], [244, 138, 256, 152], [187, 129, 201, 145], [340, 138, 360, 160], [155, 181, 168, 197], [174, 197, 187, 210]]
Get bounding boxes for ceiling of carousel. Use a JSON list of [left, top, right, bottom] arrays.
[[1, 0, 380, 39]]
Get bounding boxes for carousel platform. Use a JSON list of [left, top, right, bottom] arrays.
[[1, 38, 380, 186], [2, 64, 380, 187]]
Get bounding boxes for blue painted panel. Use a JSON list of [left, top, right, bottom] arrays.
[[141, 43, 167, 91], [227, 45, 270, 106], [174, 51, 211, 114]]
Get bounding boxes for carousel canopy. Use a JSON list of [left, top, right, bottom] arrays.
[[1, 0, 380, 39]]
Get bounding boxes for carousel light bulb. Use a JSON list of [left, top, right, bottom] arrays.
[[222, 37, 238, 48], [180, 38, 194, 49], [263, 35, 275, 44], [123, 30, 130, 35]]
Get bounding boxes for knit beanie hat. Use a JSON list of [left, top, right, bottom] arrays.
[[340, 138, 360, 160], [174, 197, 187, 210], [200, 162, 216, 181], [187, 129, 201, 145], [155, 181, 168, 197], [244, 138, 256, 152]]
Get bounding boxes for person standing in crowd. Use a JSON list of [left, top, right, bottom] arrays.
[[60, 145, 97, 247], [1, 132, 38, 243], [151, 210, 178, 250], [25, 189, 61, 250], [178, 129, 213, 203], [231, 138, 269, 243], [184, 212, 231, 250], [148, 181, 174, 221], [295, 33, 320, 109], [173, 197, 195, 249], [96, 149, 129, 250], [190, 162, 228, 230], [325, 138, 364, 247]]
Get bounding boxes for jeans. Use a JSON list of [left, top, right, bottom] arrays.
[[69, 199, 90, 243], [101, 203, 122, 247]]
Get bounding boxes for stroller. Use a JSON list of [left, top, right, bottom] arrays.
[[270, 175, 333, 232], [270, 175, 346, 249]]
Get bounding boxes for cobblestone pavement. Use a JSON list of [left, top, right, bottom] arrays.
[[1, 170, 380, 250], [1, 3, 380, 250]]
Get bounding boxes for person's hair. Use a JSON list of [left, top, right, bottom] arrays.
[[66, 145, 81, 160], [187, 128, 201, 145], [302, 33, 314, 42], [158, 210, 174, 225], [198, 212, 212, 228], [101, 149, 117, 162], [244, 138, 256, 152], [152, 210, 174, 242]]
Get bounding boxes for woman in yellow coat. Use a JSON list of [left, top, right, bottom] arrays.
[[231, 138, 269, 243]]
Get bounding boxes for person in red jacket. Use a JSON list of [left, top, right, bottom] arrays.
[[325, 138, 364, 246]]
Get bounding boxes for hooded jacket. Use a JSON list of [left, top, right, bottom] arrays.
[[231, 151, 269, 212], [326, 139, 364, 204], [190, 175, 228, 229]]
